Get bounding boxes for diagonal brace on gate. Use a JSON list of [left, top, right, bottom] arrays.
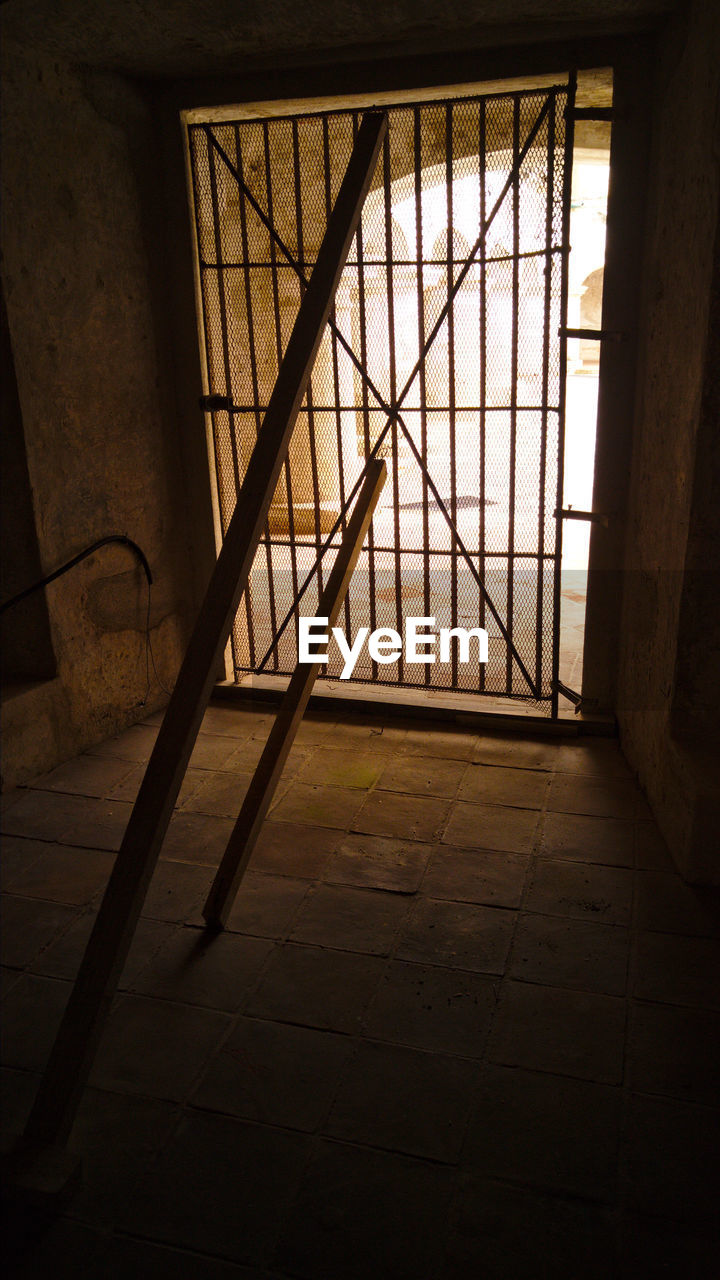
[[203, 92, 557, 698]]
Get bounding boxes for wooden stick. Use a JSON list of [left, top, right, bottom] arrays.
[[21, 112, 387, 1151], [204, 458, 387, 929]]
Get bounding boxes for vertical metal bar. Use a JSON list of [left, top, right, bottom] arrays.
[[446, 103, 459, 690], [205, 128, 254, 676], [551, 78, 577, 718], [323, 114, 353, 641], [264, 120, 301, 660], [383, 127, 404, 684], [414, 106, 432, 686], [205, 131, 243, 526], [354, 111, 378, 679], [478, 101, 487, 693], [535, 98, 556, 700], [293, 119, 324, 601], [189, 128, 230, 615], [507, 95, 520, 694], [233, 122, 276, 672]]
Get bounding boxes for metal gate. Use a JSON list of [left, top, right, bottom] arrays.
[[187, 79, 574, 714]]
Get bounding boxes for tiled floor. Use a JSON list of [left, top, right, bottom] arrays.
[[2, 701, 719, 1278]]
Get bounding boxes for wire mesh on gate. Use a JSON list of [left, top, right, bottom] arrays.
[[188, 82, 573, 708]]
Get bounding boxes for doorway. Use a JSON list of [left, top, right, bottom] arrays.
[[187, 78, 602, 718]]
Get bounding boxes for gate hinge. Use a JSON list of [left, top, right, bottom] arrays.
[[554, 507, 609, 527], [558, 327, 624, 342], [199, 393, 236, 412], [564, 106, 614, 122]]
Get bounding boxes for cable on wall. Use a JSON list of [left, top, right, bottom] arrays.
[[0, 535, 173, 701]]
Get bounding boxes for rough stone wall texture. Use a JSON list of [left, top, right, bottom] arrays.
[[616, 1, 720, 880], [0, 39, 194, 785]]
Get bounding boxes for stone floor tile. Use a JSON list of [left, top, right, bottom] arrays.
[[618, 1215, 720, 1280], [462, 1064, 621, 1201], [620, 1092, 720, 1227], [87, 1234, 267, 1279], [0, 965, 23, 1001], [297, 747, 384, 790], [633, 868, 720, 936], [200, 705, 270, 739], [0, 973, 71, 1070], [376, 754, 468, 798], [189, 734, 247, 771], [527, 858, 633, 926], [6, 1219, 108, 1280], [402, 727, 479, 761], [119, 1110, 309, 1265], [30, 754, 137, 799], [325, 1039, 477, 1161], [223, 872, 310, 938], [248, 821, 339, 877], [634, 819, 675, 871], [364, 961, 497, 1056], [161, 812, 235, 865], [130, 927, 274, 1010], [288, 883, 410, 955], [68, 1087, 179, 1226], [322, 832, 431, 893], [4, 844, 114, 906], [87, 723, 159, 762], [191, 1016, 353, 1131], [422, 845, 529, 907], [244, 943, 384, 1033], [0, 1065, 38, 1138], [291, 716, 339, 746], [489, 981, 626, 1083], [632, 931, 720, 1009], [0, 894, 79, 969], [510, 914, 630, 996], [32, 913, 174, 987], [270, 782, 366, 829], [143, 860, 214, 923], [222, 737, 270, 773], [0, 786, 24, 813], [7, 1217, 262, 1280], [548, 772, 638, 820], [178, 769, 254, 818], [352, 790, 450, 841], [540, 812, 635, 866], [442, 800, 538, 853], [89, 994, 230, 1100], [473, 734, 560, 771], [556, 738, 633, 778], [396, 897, 515, 974], [458, 763, 550, 809], [273, 1138, 454, 1280], [0, 836, 47, 889], [447, 1174, 616, 1280], [1, 789, 131, 846], [628, 1002, 720, 1105]]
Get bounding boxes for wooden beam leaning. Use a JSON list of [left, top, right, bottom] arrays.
[[204, 457, 387, 929], [20, 111, 387, 1154]]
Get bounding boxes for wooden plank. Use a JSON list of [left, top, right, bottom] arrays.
[[204, 458, 387, 929], [21, 111, 387, 1152]]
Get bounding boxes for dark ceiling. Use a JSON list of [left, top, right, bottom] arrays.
[[0, 0, 675, 78]]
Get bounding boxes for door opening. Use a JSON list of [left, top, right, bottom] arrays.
[[186, 75, 609, 719]]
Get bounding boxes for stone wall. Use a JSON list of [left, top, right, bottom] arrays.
[[616, 1, 720, 880], [0, 40, 194, 785]]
